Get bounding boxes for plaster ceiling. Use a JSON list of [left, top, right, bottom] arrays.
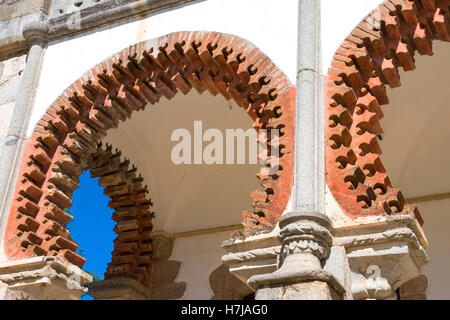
[[103, 91, 261, 233], [100, 39, 450, 298]]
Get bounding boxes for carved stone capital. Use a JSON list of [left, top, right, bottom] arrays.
[[222, 213, 427, 300], [243, 212, 345, 299], [22, 21, 49, 45], [278, 211, 333, 263], [0, 257, 92, 300], [351, 265, 396, 300], [223, 225, 348, 296]]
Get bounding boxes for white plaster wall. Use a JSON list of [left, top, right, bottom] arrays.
[[169, 231, 230, 300], [417, 200, 450, 300], [28, 0, 388, 137]]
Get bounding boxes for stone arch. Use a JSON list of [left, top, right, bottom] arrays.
[[5, 140, 154, 287], [3, 31, 296, 284], [326, 0, 449, 222]]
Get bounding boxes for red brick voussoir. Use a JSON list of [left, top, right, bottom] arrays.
[[4, 31, 296, 284], [91, 144, 154, 286], [326, 0, 449, 223]]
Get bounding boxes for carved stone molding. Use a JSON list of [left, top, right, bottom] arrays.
[[0, 256, 92, 300], [244, 212, 345, 300], [351, 266, 395, 300], [89, 277, 151, 300], [222, 228, 280, 286], [151, 233, 175, 261], [222, 214, 427, 300], [278, 213, 333, 265]]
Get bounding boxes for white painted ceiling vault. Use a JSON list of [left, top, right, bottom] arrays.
[[103, 91, 262, 300], [104, 91, 261, 234]]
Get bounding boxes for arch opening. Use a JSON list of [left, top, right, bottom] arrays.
[[325, 0, 449, 223], [3, 32, 296, 291], [325, 0, 450, 299]]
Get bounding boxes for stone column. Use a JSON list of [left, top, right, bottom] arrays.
[[0, 21, 48, 236], [248, 212, 344, 299], [0, 257, 92, 300], [247, 0, 342, 300]]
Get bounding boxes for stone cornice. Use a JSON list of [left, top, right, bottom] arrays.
[[222, 214, 428, 291], [45, 0, 200, 42], [0, 0, 199, 57]]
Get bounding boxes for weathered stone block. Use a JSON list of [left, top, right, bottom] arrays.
[[0, 0, 51, 22], [0, 101, 15, 139], [0, 256, 92, 300]]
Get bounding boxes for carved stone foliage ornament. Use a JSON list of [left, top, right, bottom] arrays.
[[247, 212, 345, 299], [279, 218, 333, 264]]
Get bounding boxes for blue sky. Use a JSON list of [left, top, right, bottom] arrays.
[[67, 171, 116, 300]]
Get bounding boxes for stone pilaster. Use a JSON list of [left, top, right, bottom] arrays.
[[0, 20, 48, 249], [247, 212, 345, 299], [242, 0, 344, 301], [0, 257, 92, 300]]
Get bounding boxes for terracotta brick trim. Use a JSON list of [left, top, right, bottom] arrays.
[[90, 143, 154, 286], [326, 0, 449, 223], [3, 32, 295, 279]]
